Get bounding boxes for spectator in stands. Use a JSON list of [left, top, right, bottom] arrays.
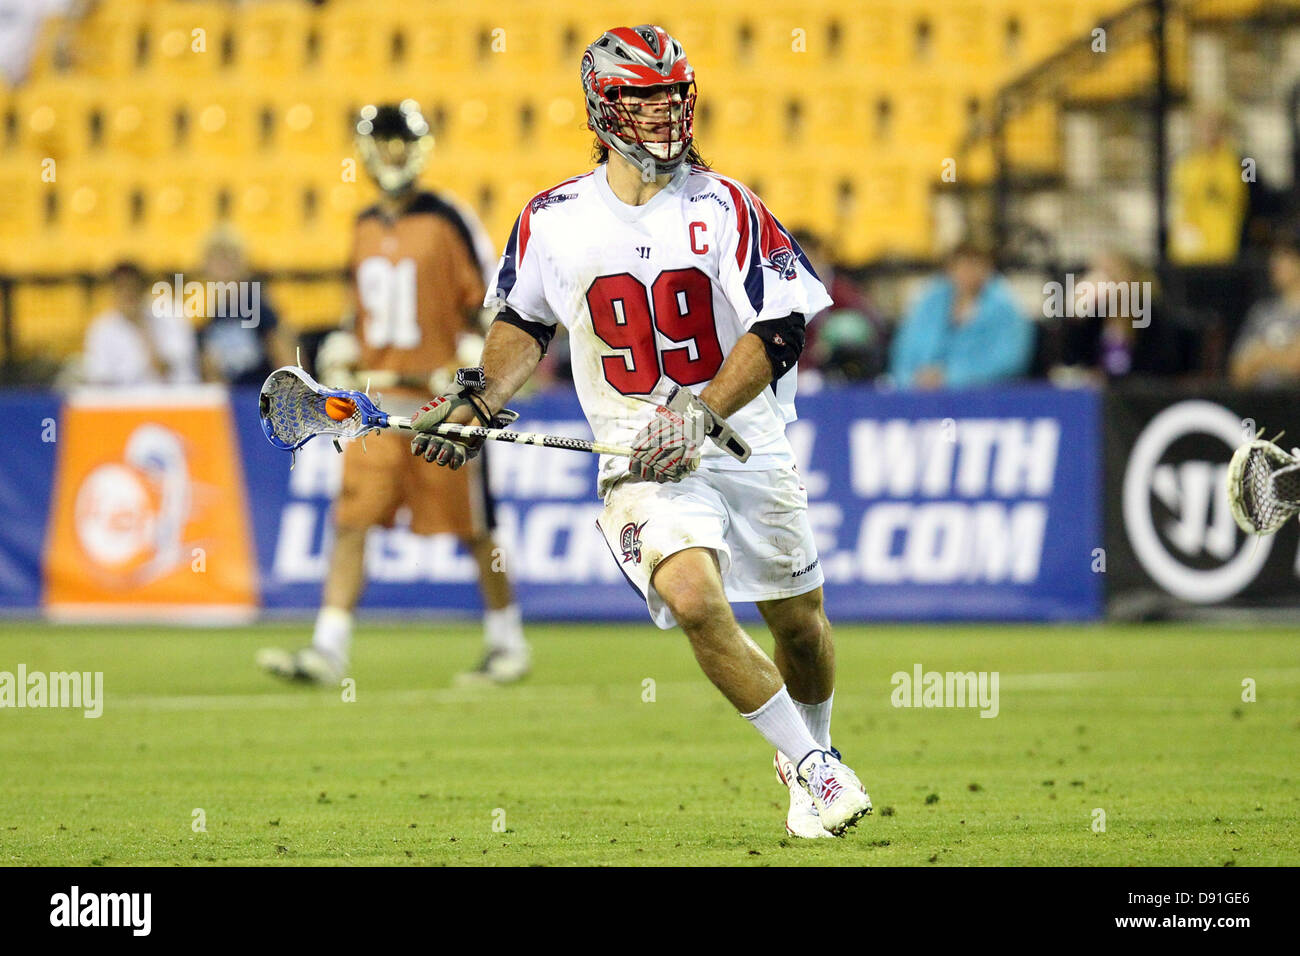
[[82, 261, 198, 387], [1228, 222, 1300, 387], [1167, 106, 1252, 343], [888, 240, 1035, 389], [1050, 249, 1188, 383], [1170, 107, 1249, 268], [196, 227, 295, 386], [790, 229, 885, 377]]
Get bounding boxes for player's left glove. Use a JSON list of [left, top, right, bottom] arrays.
[[410, 368, 518, 470], [628, 386, 750, 483]]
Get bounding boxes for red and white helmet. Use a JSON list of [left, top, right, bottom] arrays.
[[580, 25, 696, 174]]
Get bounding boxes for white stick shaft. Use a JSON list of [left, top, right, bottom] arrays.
[[386, 416, 632, 458]]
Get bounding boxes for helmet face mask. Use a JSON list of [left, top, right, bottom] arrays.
[[602, 83, 695, 164], [582, 25, 697, 175], [355, 100, 434, 197]]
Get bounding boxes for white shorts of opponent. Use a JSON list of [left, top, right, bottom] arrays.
[[597, 465, 825, 629]]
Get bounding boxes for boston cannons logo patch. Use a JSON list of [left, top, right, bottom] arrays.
[[764, 247, 799, 280], [620, 521, 647, 564]]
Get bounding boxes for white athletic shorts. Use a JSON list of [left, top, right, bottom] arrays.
[[596, 465, 825, 629]]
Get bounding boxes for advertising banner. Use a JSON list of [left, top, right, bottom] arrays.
[[0, 383, 1104, 622], [1104, 384, 1300, 614]]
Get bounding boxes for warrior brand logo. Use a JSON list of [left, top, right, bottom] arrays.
[[793, 557, 820, 577], [1122, 400, 1270, 602], [530, 192, 577, 214], [763, 247, 799, 280], [620, 521, 647, 564]]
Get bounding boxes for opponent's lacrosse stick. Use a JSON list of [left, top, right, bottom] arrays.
[[257, 365, 633, 462], [1226, 434, 1300, 535]]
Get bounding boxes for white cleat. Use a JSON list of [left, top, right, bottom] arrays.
[[775, 750, 834, 838], [454, 648, 531, 686], [795, 748, 872, 836], [256, 646, 345, 685]]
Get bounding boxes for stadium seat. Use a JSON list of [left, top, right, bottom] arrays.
[[135, 167, 220, 271], [10, 79, 93, 160], [100, 82, 178, 158], [233, 0, 315, 79], [52, 162, 139, 272], [0, 156, 58, 274], [141, 1, 231, 80], [270, 276, 348, 332], [12, 281, 89, 358], [70, 1, 151, 78]]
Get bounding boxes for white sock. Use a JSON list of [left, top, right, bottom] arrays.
[[312, 607, 353, 666], [484, 604, 526, 655], [742, 686, 823, 763], [792, 692, 833, 750]]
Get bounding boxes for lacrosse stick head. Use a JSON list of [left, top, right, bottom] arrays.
[[1227, 438, 1300, 535], [258, 366, 389, 452]]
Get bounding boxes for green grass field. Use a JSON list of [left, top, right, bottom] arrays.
[[0, 621, 1296, 866]]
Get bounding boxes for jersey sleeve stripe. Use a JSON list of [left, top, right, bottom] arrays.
[[707, 173, 764, 313], [495, 215, 521, 300]]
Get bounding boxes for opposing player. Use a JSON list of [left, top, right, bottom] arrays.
[[409, 27, 871, 835], [259, 101, 530, 686]]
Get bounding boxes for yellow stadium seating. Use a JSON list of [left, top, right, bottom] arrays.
[[141, 0, 231, 80], [0, 0, 1228, 363], [13, 282, 89, 358], [231, 0, 314, 80]]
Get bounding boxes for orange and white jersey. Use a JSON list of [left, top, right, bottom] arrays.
[[487, 163, 831, 490]]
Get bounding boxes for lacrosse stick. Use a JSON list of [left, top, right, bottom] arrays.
[[257, 365, 632, 462], [1226, 434, 1300, 535]]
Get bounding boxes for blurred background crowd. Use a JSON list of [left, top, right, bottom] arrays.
[[2, 0, 1299, 397]]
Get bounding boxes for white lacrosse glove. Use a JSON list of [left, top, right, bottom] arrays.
[[628, 387, 750, 483], [316, 330, 360, 387]]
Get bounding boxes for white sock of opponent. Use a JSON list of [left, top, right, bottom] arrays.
[[792, 692, 833, 750], [312, 607, 353, 666], [742, 686, 823, 762], [484, 604, 526, 655]]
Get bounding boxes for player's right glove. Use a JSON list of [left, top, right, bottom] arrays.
[[410, 368, 518, 470], [628, 387, 749, 482]]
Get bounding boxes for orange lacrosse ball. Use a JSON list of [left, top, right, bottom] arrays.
[[325, 396, 357, 421]]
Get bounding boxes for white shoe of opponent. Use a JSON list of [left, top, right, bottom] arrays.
[[775, 750, 835, 838], [795, 748, 872, 836], [256, 646, 345, 685], [454, 647, 531, 686]]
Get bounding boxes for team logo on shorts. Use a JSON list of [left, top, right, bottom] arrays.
[[619, 521, 647, 564], [763, 247, 799, 281]]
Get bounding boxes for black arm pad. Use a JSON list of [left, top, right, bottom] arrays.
[[493, 307, 556, 357], [748, 312, 807, 379]]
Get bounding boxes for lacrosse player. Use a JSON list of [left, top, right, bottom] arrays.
[[259, 101, 530, 686], [409, 26, 871, 836]]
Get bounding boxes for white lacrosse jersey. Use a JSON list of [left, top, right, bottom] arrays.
[[486, 163, 832, 491]]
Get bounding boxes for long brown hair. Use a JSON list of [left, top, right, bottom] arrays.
[[592, 139, 710, 169]]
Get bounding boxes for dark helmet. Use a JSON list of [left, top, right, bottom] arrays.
[[355, 100, 434, 195]]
